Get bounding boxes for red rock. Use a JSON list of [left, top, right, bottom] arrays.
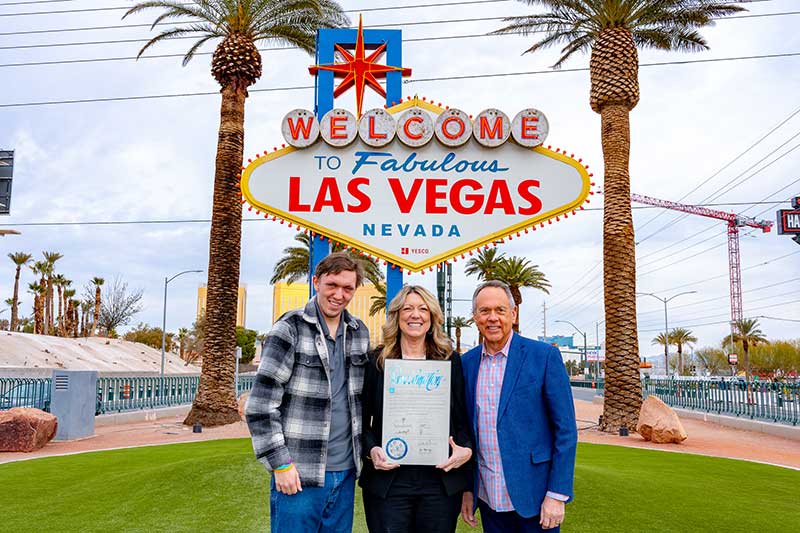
[[637, 396, 688, 444], [238, 393, 249, 420], [0, 407, 58, 452]]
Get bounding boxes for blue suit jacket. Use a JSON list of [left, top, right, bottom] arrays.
[[462, 333, 577, 518]]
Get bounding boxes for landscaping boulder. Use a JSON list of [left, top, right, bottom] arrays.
[[0, 408, 58, 452], [636, 396, 687, 444], [238, 392, 249, 420]]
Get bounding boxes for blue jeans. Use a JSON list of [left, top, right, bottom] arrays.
[[270, 469, 356, 533]]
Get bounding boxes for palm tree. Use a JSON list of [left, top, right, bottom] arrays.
[[732, 318, 768, 382], [63, 289, 76, 337], [90, 277, 104, 336], [27, 282, 45, 334], [52, 274, 69, 336], [271, 233, 311, 284], [491, 256, 550, 333], [8, 252, 32, 331], [178, 327, 190, 360], [464, 247, 506, 281], [42, 251, 63, 335], [451, 316, 474, 354], [494, 0, 744, 431], [671, 328, 697, 375], [30, 261, 49, 334], [272, 232, 385, 288], [125, 0, 348, 427], [369, 282, 387, 318], [651, 332, 672, 373]]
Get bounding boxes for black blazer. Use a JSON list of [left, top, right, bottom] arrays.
[[359, 349, 474, 498]]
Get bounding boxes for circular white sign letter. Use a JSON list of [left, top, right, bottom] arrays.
[[397, 108, 434, 147], [512, 108, 549, 147], [282, 109, 319, 148], [474, 109, 511, 147], [358, 108, 396, 147], [320, 109, 357, 147], [434, 108, 472, 147]]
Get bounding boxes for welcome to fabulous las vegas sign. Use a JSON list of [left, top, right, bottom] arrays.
[[239, 18, 592, 273]]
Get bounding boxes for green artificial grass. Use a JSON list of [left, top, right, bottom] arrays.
[[1, 439, 798, 532]]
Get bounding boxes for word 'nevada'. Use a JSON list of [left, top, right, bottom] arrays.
[[281, 107, 550, 149], [288, 176, 543, 215]]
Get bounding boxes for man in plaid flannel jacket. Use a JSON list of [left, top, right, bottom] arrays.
[[246, 253, 370, 533]]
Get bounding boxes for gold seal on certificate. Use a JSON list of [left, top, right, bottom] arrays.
[[382, 359, 451, 465]]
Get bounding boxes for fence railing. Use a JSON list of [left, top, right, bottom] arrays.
[[0, 377, 52, 412], [97, 373, 255, 415], [570, 378, 604, 390], [643, 378, 800, 426]]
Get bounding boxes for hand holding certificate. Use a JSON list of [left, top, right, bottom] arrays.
[[382, 359, 451, 465]]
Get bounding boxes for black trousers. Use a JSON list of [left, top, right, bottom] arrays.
[[362, 467, 462, 533], [478, 499, 558, 533]]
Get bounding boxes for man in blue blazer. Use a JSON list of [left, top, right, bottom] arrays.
[[460, 280, 577, 532]]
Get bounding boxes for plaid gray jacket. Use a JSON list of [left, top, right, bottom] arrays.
[[245, 297, 370, 487]]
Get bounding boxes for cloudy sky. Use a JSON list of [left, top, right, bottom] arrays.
[[1, 0, 798, 358]]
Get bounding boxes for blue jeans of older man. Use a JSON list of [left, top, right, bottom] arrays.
[[269, 468, 356, 533]]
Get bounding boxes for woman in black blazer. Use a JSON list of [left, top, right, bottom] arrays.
[[360, 285, 474, 533]]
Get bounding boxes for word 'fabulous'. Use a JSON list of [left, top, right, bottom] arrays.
[[281, 107, 549, 149]]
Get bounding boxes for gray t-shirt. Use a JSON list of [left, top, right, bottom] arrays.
[[315, 301, 354, 472]]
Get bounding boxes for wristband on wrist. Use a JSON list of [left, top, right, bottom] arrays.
[[274, 462, 294, 473]]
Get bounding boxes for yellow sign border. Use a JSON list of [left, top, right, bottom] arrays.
[[241, 97, 591, 272]]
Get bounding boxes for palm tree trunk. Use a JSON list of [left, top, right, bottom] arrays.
[[455, 328, 462, 353], [677, 343, 683, 375], [600, 103, 642, 432], [57, 286, 63, 336], [93, 287, 101, 336], [11, 266, 21, 331], [184, 84, 245, 427]]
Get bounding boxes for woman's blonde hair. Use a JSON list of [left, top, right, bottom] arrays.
[[377, 285, 453, 370]]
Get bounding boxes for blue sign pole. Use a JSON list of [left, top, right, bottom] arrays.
[[310, 27, 406, 298]]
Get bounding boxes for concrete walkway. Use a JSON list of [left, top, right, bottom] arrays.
[[2, 399, 799, 470]]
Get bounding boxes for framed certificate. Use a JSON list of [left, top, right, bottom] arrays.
[[382, 359, 451, 465]]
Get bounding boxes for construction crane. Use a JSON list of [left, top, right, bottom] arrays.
[[630, 193, 773, 323]]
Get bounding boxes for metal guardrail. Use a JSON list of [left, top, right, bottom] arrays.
[[97, 373, 256, 415], [0, 377, 52, 411], [572, 377, 799, 426], [570, 378, 604, 390], [643, 378, 800, 426]]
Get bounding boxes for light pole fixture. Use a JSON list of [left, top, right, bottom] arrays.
[[161, 269, 203, 397], [555, 319, 588, 379], [636, 291, 697, 376]]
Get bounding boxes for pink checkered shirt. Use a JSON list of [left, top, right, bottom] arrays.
[[476, 335, 569, 511], [476, 335, 514, 511]]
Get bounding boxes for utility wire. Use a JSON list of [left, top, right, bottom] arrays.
[[0, 200, 785, 228], [3, 9, 797, 47], [0, 0, 511, 17], [635, 102, 800, 233], [0, 15, 520, 50], [637, 299, 800, 333], [635, 132, 800, 245], [3, 51, 799, 108]]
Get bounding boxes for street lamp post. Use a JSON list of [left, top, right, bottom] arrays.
[[160, 270, 203, 400], [555, 319, 587, 379], [636, 291, 697, 376]]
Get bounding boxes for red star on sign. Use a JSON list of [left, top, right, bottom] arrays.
[[309, 15, 412, 118]]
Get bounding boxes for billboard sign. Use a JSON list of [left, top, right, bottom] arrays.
[[586, 349, 606, 362], [241, 99, 591, 272], [0, 150, 13, 215]]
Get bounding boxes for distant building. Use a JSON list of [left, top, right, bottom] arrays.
[[272, 282, 386, 346], [538, 335, 575, 349], [197, 285, 247, 328]]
